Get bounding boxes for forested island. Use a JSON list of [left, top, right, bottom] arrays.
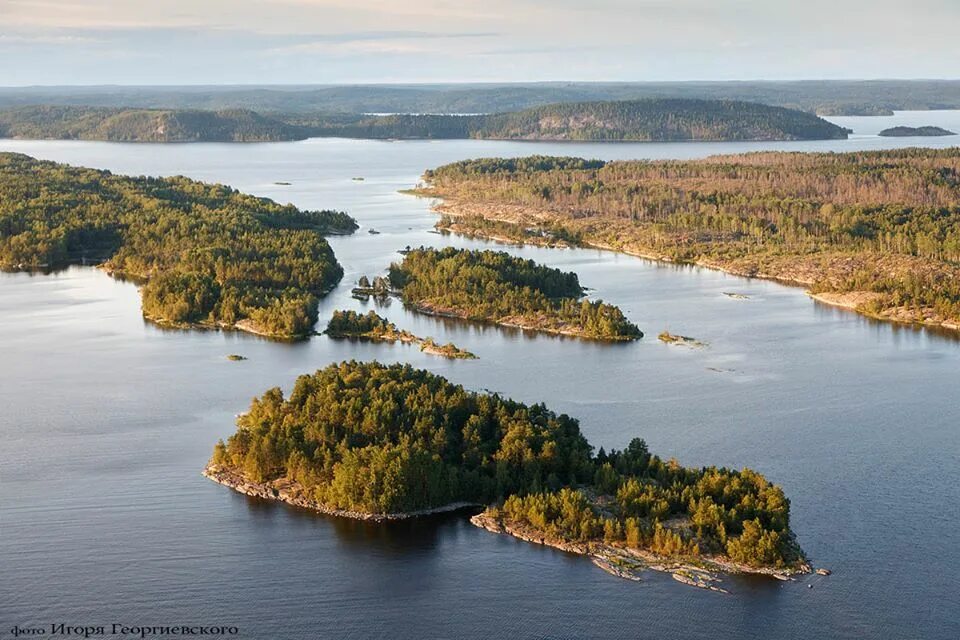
[[0, 153, 357, 338], [1, 99, 847, 143], [413, 150, 960, 332], [472, 99, 848, 141], [386, 247, 642, 340], [325, 309, 476, 358], [878, 126, 956, 137], [204, 361, 809, 585], [0, 106, 310, 142]]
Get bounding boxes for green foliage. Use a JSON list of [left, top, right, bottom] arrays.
[[325, 309, 398, 338], [214, 361, 799, 568], [388, 247, 642, 340], [495, 453, 797, 567], [216, 361, 594, 514], [423, 148, 960, 325], [0, 153, 357, 337]]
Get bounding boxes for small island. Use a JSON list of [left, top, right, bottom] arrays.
[[325, 309, 476, 359], [878, 126, 956, 137], [351, 275, 392, 299], [658, 331, 707, 348], [204, 362, 810, 588], [0, 153, 358, 339], [387, 247, 643, 341]]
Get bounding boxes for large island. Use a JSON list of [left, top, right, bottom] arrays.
[[412, 150, 960, 332], [1, 99, 848, 143], [387, 246, 642, 340], [205, 361, 810, 588], [0, 153, 357, 338]]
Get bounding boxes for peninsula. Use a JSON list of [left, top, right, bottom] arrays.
[[387, 246, 642, 340], [412, 150, 960, 332], [0, 153, 357, 338], [205, 361, 810, 587], [325, 309, 476, 358]]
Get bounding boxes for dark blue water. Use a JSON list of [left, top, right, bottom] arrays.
[[2, 117, 959, 639]]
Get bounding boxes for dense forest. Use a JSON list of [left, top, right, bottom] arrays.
[[418, 149, 960, 330], [387, 247, 642, 340], [325, 309, 409, 340], [474, 99, 848, 141], [209, 361, 802, 569], [3, 80, 960, 115], [0, 106, 310, 142], [0, 153, 356, 337], [0, 99, 846, 142]]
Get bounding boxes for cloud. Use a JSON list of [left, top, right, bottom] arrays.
[[1, 0, 960, 84]]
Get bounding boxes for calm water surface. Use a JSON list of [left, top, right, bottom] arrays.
[[2, 113, 959, 639]]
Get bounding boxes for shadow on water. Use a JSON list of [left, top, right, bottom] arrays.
[[811, 298, 960, 343], [238, 492, 482, 554]]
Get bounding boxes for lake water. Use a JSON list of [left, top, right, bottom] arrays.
[[2, 112, 959, 639]]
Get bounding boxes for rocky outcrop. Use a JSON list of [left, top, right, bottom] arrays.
[[203, 464, 479, 522]]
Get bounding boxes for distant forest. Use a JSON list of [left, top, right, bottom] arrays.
[[2, 80, 960, 115], [0, 153, 356, 338], [419, 150, 960, 330], [0, 99, 847, 142]]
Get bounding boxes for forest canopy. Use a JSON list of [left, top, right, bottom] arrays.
[[387, 246, 642, 340], [419, 148, 960, 330], [0, 153, 357, 337], [209, 361, 802, 569]]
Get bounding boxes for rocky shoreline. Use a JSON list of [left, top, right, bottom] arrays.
[[202, 465, 481, 522], [204, 463, 818, 593], [469, 512, 813, 594], [410, 301, 639, 342]]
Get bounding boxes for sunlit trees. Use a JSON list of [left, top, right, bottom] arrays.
[[0, 153, 357, 337], [388, 247, 642, 340], [421, 148, 960, 325]]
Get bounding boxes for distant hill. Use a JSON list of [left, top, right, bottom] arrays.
[[474, 99, 849, 141], [0, 100, 848, 143], [878, 126, 956, 137], [4, 80, 960, 115], [0, 106, 309, 142]]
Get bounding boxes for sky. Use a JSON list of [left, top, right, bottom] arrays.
[[1, 0, 959, 85]]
